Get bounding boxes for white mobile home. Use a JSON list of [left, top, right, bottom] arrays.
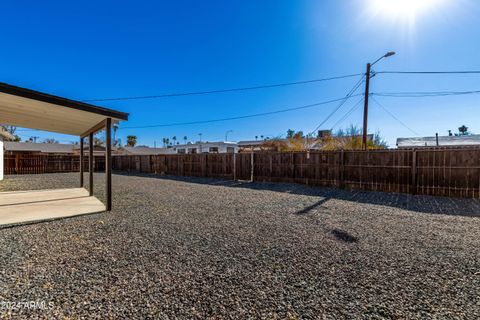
[[171, 142, 238, 154], [172, 142, 238, 154], [0, 129, 14, 181]]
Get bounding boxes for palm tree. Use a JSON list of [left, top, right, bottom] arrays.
[[183, 136, 188, 144], [458, 125, 469, 136], [126, 135, 137, 147], [255, 135, 258, 141], [113, 123, 120, 146], [172, 136, 177, 145]]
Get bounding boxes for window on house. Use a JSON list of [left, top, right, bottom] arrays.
[[226, 147, 235, 153], [177, 148, 186, 154], [209, 147, 219, 153], [188, 148, 197, 154]]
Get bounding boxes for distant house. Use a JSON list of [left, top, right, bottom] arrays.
[[172, 142, 238, 154], [4, 141, 75, 155], [0, 129, 14, 181], [397, 135, 480, 148], [75, 145, 119, 156], [5, 142, 118, 156], [118, 146, 175, 155]]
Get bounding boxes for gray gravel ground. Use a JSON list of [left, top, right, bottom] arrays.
[[0, 172, 479, 319]]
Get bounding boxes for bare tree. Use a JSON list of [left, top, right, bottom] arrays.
[[1, 125, 21, 141], [43, 138, 59, 144]]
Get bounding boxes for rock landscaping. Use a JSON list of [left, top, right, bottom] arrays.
[[0, 173, 479, 319]]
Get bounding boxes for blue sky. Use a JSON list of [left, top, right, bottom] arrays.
[[1, 0, 479, 146]]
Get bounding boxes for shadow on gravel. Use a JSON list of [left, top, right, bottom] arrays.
[[331, 229, 358, 243], [294, 197, 331, 215], [113, 172, 480, 218]]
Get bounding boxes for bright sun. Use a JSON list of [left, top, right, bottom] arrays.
[[370, 0, 444, 20]]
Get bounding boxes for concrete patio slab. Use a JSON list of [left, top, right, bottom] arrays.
[[0, 188, 105, 226]]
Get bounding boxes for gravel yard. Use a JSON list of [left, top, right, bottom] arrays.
[[1, 172, 479, 319]]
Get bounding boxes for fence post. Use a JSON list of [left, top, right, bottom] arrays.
[[339, 150, 345, 189], [411, 149, 417, 195], [250, 152, 254, 182], [233, 153, 236, 180], [306, 151, 310, 185], [164, 155, 167, 175], [15, 154, 20, 174], [270, 153, 273, 181], [291, 152, 295, 181], [204, 154, 208, 177]]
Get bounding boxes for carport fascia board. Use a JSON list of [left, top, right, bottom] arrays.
[[0, 82, 128, 121]]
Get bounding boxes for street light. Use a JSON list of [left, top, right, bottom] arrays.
[[371, 51, 396, 66], [362, 51, 396, 149], [225, 130, 233, 141]]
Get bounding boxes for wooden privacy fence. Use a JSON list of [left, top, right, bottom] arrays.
[[4, 149, 480, 198], [4, 154, 105, 175], [112, 148, 480, 198]]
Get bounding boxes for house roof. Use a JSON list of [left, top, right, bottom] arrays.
[[174, 141, 237, 148], [237, 140, 270, 146], [397, 135, 480, 148], [5, 142, 119, 153], [73, 145, 118, 151], [4, 142, 75, 153], [0, 82, 129, 136], [120, 146, 172, 155]]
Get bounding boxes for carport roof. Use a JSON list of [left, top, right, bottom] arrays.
[[0, 82, 129, 136]]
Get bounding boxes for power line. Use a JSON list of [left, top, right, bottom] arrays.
[[370, 96, 419, 136], [14, 133, 76, 143], [330, 97, 364, 130], [119, 94, 363, 130], [373, 90, 480, 97], [376, 70, 480, 75], [82, 73, 364, 102], [309, 76, 365, 135]]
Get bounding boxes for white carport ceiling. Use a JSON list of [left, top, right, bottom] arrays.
[[0, 82, 128, 136]]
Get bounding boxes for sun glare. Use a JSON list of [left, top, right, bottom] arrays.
[[370, 0, 445, 20]]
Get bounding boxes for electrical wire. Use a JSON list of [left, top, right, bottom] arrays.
[[308, 76, 365, 135], [13, 133, 76, 144], [373, 90, 480, 97], [119, 94, 363, 130], [376, 70, 480, 75], [330, 97, 364, 130], [370, 96, 419, 136], [82, 73, 364, 102]]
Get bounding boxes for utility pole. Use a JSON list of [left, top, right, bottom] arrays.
[[362, 51, 396, 150], [362, 63, 371, 150]]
